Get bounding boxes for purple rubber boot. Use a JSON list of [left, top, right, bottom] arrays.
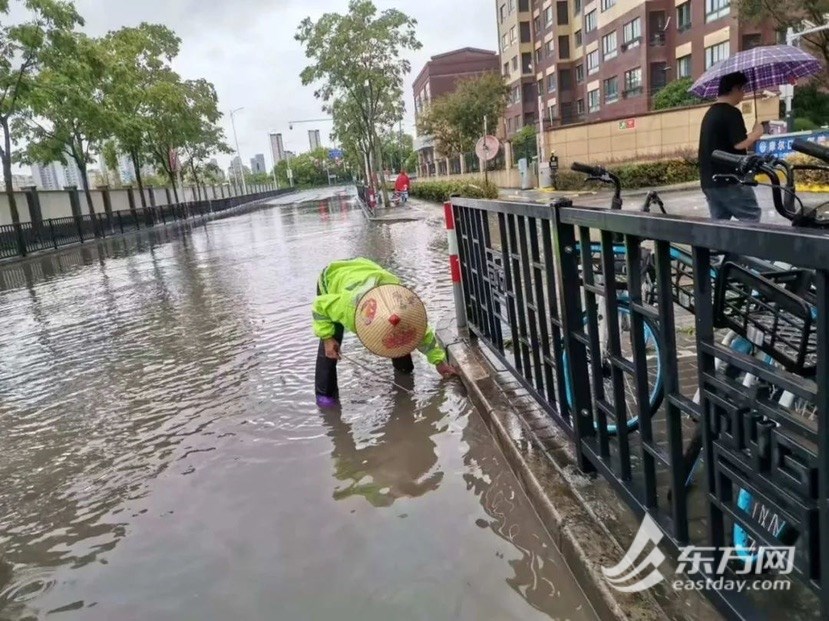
[[316, 395, 339, 409]]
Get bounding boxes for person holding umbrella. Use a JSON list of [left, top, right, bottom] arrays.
[[697, 71, 764, 221], [312, 257, 457, 408], [690, 44, 823, 221]]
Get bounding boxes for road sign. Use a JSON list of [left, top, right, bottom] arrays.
[[476, 135, 500, 161], [618, 119, 635, 130], [329, 148, 344, 160]]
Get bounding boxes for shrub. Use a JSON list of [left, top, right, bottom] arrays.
[[559, 159, 699, 190], [785, 153, 829, 187], [404, 179, 500, 202]]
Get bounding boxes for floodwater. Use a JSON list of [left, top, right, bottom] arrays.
[[0, 187, 597, 621]]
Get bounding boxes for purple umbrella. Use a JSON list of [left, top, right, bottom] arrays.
[[689, 44, 822, 102]]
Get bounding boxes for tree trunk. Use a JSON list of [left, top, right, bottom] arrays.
[[1, 117, 25, 255], [75, 154, 100, 237], [373, 132, 390, 207], [190, 160, 202, 201], [131, 150, 148, 209]]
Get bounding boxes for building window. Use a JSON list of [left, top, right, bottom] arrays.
[[546, 104, 556, 122], [510, 26, 517, 45], [575, 63, 584, 83], [512, 85, 521, 104], [501, 34, 508, 50], [520, 21, 532, 42], [574, 0, 582, 14], [577, 98, 585, 115], [604, 76, 619, 103], [522, 52, 533, 73], [588, 88, 600, 112], [705, 0, 730, 22], [743, 33, 762, 49], [512, 55, 519, 71], [559, 35, 571, 59], [500, 3, 507, 22], [575, 29, 582, 46], [545, 39, 555, 57], [623, 67, 643, 95], [534, 16, 542, 34], [547, 74, 557, 93], [602, 31, 618, 60], [559, 68, 572, 90], [518, 0, 529, 10], [705, 41, 729, 68], [545, 6, 553, 25], [557, 1, 569, 25], [585, 9, 597, 32], [677, 54, 691, 78], [677, 2, 691, 31], [587, 50, 599, 75], [503, 61, 510, 76], [601, 0, 616, 11], [622, 18, 641, 48], [535, 47, 543, 65]]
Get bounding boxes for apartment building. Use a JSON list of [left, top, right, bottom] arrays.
[[413, 47, 501, 174], [498, 0, 775, 137]]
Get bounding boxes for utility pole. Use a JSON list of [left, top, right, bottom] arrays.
[[229, 107, 248, 195], [783, 23, 829, 131]]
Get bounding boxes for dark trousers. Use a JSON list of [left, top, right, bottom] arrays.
[[314, 283, 415, 399]]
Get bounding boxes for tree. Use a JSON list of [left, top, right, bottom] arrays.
[[296, 0, 421, 206], [416, 72, 509, 157], [652, 77, 702, 110], [737, 0, 829, 88], [100, 139, 120, 186], [790, 81, 829, 126], [380, 130, 414, 173], [100, 23, 181, 208], [0, 0, 81, 249], [511, 125, 537, 163], [18, 32, 112, 233]]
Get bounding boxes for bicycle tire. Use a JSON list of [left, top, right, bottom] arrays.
[[562, 302, 665, 435]]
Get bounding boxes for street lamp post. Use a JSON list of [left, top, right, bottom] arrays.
[[229, 107, 248, 195]]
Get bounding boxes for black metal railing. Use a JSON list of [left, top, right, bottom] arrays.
[[0, 189, 290, 260], [451, 196, 829, 620]]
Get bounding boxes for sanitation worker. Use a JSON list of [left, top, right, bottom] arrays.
[[312, 257, 457, 408]]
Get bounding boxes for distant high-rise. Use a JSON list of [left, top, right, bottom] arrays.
[[63, 159, 85, 188], [270, 133, 285, 163], [250, 154, 266, 174], [31, 162, 64, 190], [308, 130, 321, 151]]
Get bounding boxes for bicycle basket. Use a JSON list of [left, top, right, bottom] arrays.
[[714, 262, 817, 375]]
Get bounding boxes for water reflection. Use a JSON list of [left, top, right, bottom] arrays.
[[323, 375, 444, 507]]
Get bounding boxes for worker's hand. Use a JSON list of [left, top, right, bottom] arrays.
[[750, 122, 764, 139], [324, 338, 341, 360], [436, 361, 459, 378]]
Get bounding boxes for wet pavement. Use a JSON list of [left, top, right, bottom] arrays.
[[0, 187, 597, 621]]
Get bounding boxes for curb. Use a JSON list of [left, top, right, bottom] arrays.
[[438, 329, 720, 621]]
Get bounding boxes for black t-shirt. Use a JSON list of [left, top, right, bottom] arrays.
[[698, 102, 748, 187]]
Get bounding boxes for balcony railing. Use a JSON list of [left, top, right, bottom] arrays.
[[649, 32, 666, 46]]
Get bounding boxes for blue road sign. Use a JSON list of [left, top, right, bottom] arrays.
[[329, 149, 344, 160]]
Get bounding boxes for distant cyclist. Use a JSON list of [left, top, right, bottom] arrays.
[[394, 169, 410, 205]]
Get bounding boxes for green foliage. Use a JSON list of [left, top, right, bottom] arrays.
[[652, 78, 702, 111], [791, 82, 829, 126], [381, 130, 414, 173], [404, 179, 499, 202], [416, 72, 509, 156], [555, 159, 699, 190], [296, 0, 421, 203], [794, 117, 819, 131], [511, 125, 537, 163], [785, 153, 829, 186], [275, 147, 346, 187]]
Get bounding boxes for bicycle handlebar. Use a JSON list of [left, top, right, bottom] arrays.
[[792, 138, 829, 162], [571, 162, 605, 177], [711, 150, 749, 170]]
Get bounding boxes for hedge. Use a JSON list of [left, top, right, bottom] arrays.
[[785, 153, 829, 187], [388, 179, 500, 202], [555, 159, 700, 191]]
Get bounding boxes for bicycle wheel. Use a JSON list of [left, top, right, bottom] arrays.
[[732, 488, 793, 566], [563, 302, 665, 435]]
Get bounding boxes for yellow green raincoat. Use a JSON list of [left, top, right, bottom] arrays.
[[312, 258, 446, 365]]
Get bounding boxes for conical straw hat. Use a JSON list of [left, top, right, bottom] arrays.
[[354, 284, 428, 359]]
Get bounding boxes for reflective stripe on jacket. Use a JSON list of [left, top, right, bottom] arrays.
[[311, 257, 446, 365]]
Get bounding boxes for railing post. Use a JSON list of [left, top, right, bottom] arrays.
[[49, 218, 57, 249], [24, 185, 43, 239], [444, 199, 467, 331], [551, 199, 596, 473], [148, 187, 157, 225], [117, 210, 124, 234], [125, 185, 139, 230]]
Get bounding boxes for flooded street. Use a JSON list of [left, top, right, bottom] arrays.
[[0, 188, 597, 621]]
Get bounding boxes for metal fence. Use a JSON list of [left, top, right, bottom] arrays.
[[450, 195, 829, 620], [0, 188, 291, 260]]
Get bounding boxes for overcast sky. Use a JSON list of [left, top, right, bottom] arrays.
[[56, 0, 496, 171]]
